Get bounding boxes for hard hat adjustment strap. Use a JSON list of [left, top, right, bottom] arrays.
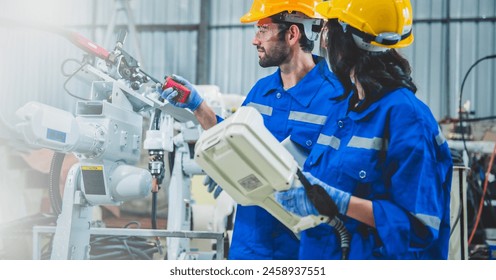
[[272, 12, 323, 41], [346, 24, 412, 46]]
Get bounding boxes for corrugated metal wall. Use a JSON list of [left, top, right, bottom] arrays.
[[408, 0, 496, 120], [0, 0, 495, 130]]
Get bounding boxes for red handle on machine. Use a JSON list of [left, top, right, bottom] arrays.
[[67, 32, 110, 60], [162, 76, 191, 103]]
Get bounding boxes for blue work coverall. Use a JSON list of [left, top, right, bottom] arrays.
[[300, 87, 453, 259], [228, 56, 344, 260]]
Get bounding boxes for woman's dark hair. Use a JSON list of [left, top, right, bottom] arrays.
[[325, 19, 417, 100]]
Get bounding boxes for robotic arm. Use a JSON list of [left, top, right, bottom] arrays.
[[6, 17, 219, 260], [15, 100, 151, 206]]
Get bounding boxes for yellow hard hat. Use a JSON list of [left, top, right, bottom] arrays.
[[240, 0, 324, 23], [316, 0, 414, 50]]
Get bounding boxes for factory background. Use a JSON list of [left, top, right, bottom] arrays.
[[0, 0, 495, 122], [0, 0, 495, 261]]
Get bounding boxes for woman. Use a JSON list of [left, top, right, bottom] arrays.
[[276, 0, 453, 259]]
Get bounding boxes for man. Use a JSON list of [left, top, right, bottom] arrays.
[[162, 0, 344, 259]]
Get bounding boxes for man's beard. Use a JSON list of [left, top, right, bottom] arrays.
[[258, 41, 290, 68]]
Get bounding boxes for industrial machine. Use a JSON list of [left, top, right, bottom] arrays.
[[447, 139, 496, 260], [442, 53, 496, 260], [11, 24, 226, 260]]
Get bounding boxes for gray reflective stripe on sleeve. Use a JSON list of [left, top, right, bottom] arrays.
[[347, 136, 385, 151], [246, 102, 273, 116], [435, 130, 446, 146], [317, 134, 340, 150], [288, 111, 327, 125], [413, 213, 441, 230]]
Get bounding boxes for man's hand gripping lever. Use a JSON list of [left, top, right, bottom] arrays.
[[160, 75, 203, 111], [276, 170, 351, 260]]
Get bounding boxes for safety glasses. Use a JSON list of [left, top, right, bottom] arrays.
[[254, 23, 287, 41]]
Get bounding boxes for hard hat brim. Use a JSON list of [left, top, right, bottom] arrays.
[[240, 11, 265, 23]]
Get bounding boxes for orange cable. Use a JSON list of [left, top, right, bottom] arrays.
[[468, 141, 496, 245]]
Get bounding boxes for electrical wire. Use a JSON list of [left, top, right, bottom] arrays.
[[466, 163, 484, 232], [450, 200, 462, 238], [87, 222, 160, 260], [151, 191, 158, 229], [60, 58, 84, 77], [458, 54, 496, 159], [454, 54, 496, 249], [40, 221, 161, 260], [149, 109, 162, 231], [89, 236, 158, 260], [62, 61, 93, 101], [468, 141, 496, 245], [448, 151, 465, 238]]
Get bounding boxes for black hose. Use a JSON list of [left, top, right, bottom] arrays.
[[152, 108, 161, 130], [327, 216, 350, 260], [49, 152, 65, 215], [168, 148, 175, 177], [296, 169, 351, 259], [149, 108, 162, 230], [89, 235, 159, 260], [151, 191, 158, 229], [90, 246, 151, 260]]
